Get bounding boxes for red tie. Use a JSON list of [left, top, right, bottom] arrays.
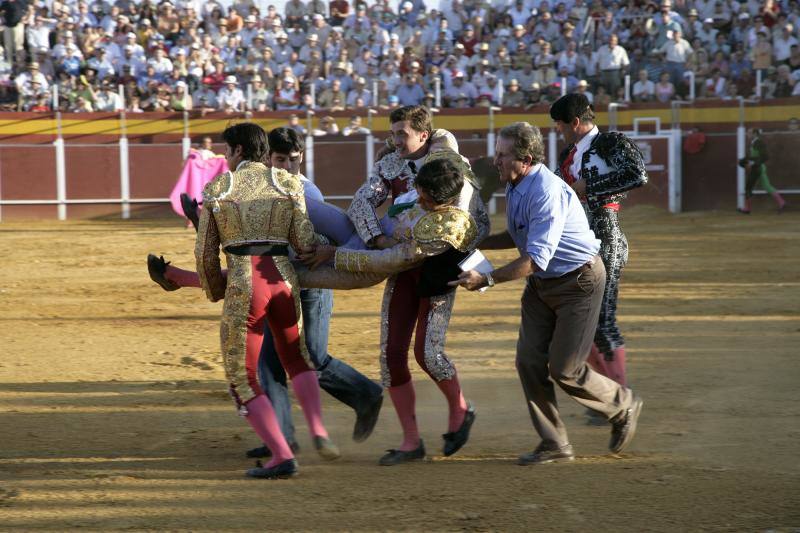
[[560, 145, 577, 185]]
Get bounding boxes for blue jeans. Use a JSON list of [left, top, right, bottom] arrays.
[[257, 287, 383, 444]]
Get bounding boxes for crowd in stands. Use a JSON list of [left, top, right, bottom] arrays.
[[2, 0, 800, 113]]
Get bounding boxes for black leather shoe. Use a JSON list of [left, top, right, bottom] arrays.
[[147, 254, 179, 291], [245, 458, 298, 479], [245, 441, 300, 459], [442, 401, 476, 456], [313, 436, 341, 460], [518, 442, 575, 465], [609, 396, 643, 454], [180, 193, 200, 231], [378, 440, 426, 466], [352, 394, 383, 443]]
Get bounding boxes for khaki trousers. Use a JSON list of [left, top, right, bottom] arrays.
[[516, 256, 633, 447]]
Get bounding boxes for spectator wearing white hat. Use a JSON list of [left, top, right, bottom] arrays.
[[273, 31, 293, 64], [504, 78, 526, 106], [217, 75, 245, 112], [15, 61, 48, 94], [249, 75, 271, 111], [274, 75, 300, 110], [696, 17, 719, 48], [170, 80, 193, 111], [94, 81, 124, 112], [51, 31, 77, 62], [308, 12, 331, 43], [239, 14, 260, 47], [115, 44, 145, 77], [299, 32, 322, 63], [444, 69, 476, 105], [346, 76, 372, 107]]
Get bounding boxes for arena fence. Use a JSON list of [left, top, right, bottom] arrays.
[[3, 98, 800, 220]]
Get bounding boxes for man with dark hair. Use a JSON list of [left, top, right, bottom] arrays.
[[301, 156, 480, 465], [549, 93, 647, 392], [454, 122, 643, 465], [149, 126, 384, 459], [194, 121, 338, 479], [345, 105, 489, 464]]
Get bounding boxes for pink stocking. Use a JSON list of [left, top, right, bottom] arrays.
[[165, 264, 202, 288], [586, 343, 611, 377], [244, 394, 294, 467], [290, 370, 329, 439], [436, 376, 468, 433], [388, 381, 420, 451], [607, 346, 628, 387]]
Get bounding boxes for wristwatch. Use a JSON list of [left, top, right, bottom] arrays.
[[484, 271, 496, 288]]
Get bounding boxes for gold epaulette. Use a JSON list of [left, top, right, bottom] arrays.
[[271, 167, 304, 197], [413, 206, 477, 252], [201, 172, 232, 203]]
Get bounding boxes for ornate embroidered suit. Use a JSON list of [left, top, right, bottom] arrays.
[[195, 162, 317, 407], [344, 131, 487, 387], [557, 132, 647, 359]]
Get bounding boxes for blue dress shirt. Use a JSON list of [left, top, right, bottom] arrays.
[[506, 163, 600, 279]]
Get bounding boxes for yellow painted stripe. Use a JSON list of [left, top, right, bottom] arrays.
[[0, 103, 798, 136]]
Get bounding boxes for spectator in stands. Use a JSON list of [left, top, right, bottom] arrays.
[[313, 115, 340, 136], [342, 115, 371, 136], [170, 80, 193, 111], [444, 71, 476, 106], [655, 71, 676, 102], [597, 34, 629, 97], [396, 74, 424, 105], [504, 79, 525, 107], [633, 69, 656, 102], [217, 75, 245, 112], [287, 113, 307, 135], [659, 28, 693, 89], [575, 79, 594, 103], [346, 76, 372, 107]]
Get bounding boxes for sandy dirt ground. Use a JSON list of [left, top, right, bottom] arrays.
[[1, 207, 799, 532]]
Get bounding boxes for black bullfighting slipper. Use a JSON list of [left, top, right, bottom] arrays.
[[245, 458, 298, 479], [180, 193, 200, 231], [378, 440, 426, 466], [147, 254, 179, 291], [246, 441, 300, 459], [442, 401, 476, 456]]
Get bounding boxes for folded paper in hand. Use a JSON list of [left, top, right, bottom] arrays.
[[458, 249, 494, 293]]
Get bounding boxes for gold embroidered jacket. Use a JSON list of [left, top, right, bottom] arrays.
[[194, 162, 317, 301], [334, 204, 477, 275]]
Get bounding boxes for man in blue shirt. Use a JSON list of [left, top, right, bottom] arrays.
[[452, 122, 643, 464]]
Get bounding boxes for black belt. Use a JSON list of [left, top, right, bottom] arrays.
[[225, 243, 289, 256]]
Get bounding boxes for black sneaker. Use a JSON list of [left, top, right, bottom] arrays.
[[245, 458, 298, 479], [147, 254, 179, 291], [353, 394, 383, 443], [180, 193, 200, 231], [609, 396, 643, 454], [245, 441, 300, 459], [518, 442, 575, 465], [442, 401, 476, 456], [378, 440, 426, 466]]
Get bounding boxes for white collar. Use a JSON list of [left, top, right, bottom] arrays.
[[235, 160, 250, 171], [575, 125, 599, 154]]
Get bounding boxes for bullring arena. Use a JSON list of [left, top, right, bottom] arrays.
[[1, 105, 799, 531]]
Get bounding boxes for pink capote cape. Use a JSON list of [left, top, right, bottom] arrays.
[[169, 151, 229, 216]]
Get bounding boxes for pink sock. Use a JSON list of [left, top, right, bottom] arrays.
[[290, 370, 329, 439], [244, 394, 294, 467], [608, 346, 627, 387], [436, 376, 468, 433], [165, 264, 202, 288], [587, 343, 611, 377], [388, 381, 420, 451]]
